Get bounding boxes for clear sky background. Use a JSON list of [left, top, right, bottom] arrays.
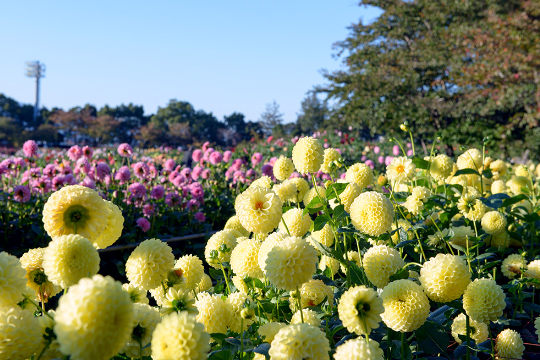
[[0, 1, 382, 123]]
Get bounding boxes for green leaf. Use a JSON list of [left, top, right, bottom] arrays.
[[501, 194, 529, 208], [349, 263, 367, 286], [325, 182, 348, 200], [306, 195, 324, 211], [389, 267, 409, 282], [332, 204, 348, 220], [208, 349, 232, 360], [415, 320, 450, 356], [453, 168, 480, 176], [313, 214, 330, 232], [412, 157, 430, 170], [311, 239, 345, 263], [523, 212, 540, 223]]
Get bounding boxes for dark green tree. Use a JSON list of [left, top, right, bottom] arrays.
[[259, 101, 284, 136], [297, 93, 327, 134]]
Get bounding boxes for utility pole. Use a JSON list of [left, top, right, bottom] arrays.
[[25, 61, 46, 124]]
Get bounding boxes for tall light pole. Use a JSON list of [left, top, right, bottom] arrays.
[[25, 61, 46, 124]]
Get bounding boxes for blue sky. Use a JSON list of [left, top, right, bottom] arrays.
[[0, 1, 382, 123]]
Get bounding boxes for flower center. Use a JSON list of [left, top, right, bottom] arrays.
[[396, 164, 405, 173], [63, 205, 89, 232], [356, 302, 371, 314], [255, 201, 264, 211]]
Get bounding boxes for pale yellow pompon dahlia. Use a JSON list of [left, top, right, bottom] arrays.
[[507, 176, 531, 195], [463, 278, 506, 323], [290, 177, 310, 203], [457, 194, 488, 221], [205, 230, 238, 269], [525, 259, 540, 288], [419, 254, 471, 303], [340, 251, 362, 274], [20, 248, 61, 303], [197, 273, 213, 293], [0, 252, 29, 307], [298, 279, 334, 308], [291, 308, 322, 327], [491, 180, 507, 194], [195, 292, 232, 334], [122, 303, 161, 359], [230, 238, 263, 279], [451, 313, 488, 344], [320, 148, 341, 174], [161, 287, 197, 316], [265, 236, 318, 291], [257, 231, 287, 274], [346, 163, 374, 189], [338, 285, 384, 336], [224, 215, 250, 237], [303, 185, 326, 208], [336, 182, 362, 212], [350, 191, 394, 237], [501, 254, 527, 279], [122, 282, 149, 304], [310, 223, 335, 248], [481, 211, 507, 235], [515, 164, 529, 177], [334, 338, 385, 360], [403, 194, 424, 216], [259, 322, 287, 343], [42, 234, 100, 288], [495, 329, 525, 360], [151, 312, 210, 360], [448, 225, 475, 248], [42, 185, 108, 242], [227, 292, 253, 332], [54, 275, 134, 360], [386, 156, 416, 183], [150, 282, 187, 307], [430, 154, 454, 181], [490, 159, 507, 176], [269, 323, 330, 360], [273, 156, 295, 181], [236, 186, 283, 234], [412, 186, 431, 201], [174, 254, 204, 291], [363, 245, 405, 288], [273, 180, 298, 203], [279, 208, 312, 237], [232, 275, 249, 294], [0, 305, 41, 360], [125, 238, 175, 290], [457, 148, 482, 170], [320, 255, 340, 276], [292, 136, 324, 174], [249, 175, 273, 190], [381, 279, 430, 332], [92, 200, 124, 249]]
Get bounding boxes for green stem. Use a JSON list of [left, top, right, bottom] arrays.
[[296, 286, 304, 323], [281, 216, 291, 237], [219, 262, 231, 295], [36, 340, 51, 360], [401, 332, 406, 359], [465, 313, 471, 360]]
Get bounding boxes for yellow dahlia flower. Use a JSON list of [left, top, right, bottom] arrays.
[[350, 191, 394, 237], [151, 312, 210, 360], [265, 236, 318, 291], [387, 157, 416, 183], [412, 186, 431, 201], [0, 305, 41, 360], [232, 275, 249, 294], [205, 230, 238, 269], [122, 282, 149, 304], [495, 329, 525, 360], [457, 148, 482, 170], [236, 186, 283, 234], [122, 303, 161, 359], [463, 278, 506, 323], [525, 259, 540, 288], [490, 159, 507, 176], [451, 313, 489, 344], [404, 194, 424, 216], [195, 292, 232, 334], [161, 287, 197, 316], [303, 185, 326, 208], [174, 254, 204, 290], [320, 148, 341, 174], [92, 200, 123, 249], [269, 323, 330, 360], [310, 223, 335, 248], [430, 154, 454, 181], [42, 234, 100, 288], [149, 282, 187, 307], [227, 292, 253, 332], [249, 175, 273, 189], [273, 180, 298, 203], [448, 226, 475, 248], [42, 185, 108, 242], [257, 231, 287, 274], [125, 238, 175, 290], [338, 285, 384, 335], [335, 182, 362, 212], [55, 275, 134, 360], [290, 177, 310, 203], [292, 137, 324, 174], [507, 176, 532, 195], [491, 180, 507, 194], [197, 273, 213, 293], [457, 194, 488, 221], [340, 251, 362, 274], [274, 156, 295, 181], [381, 279, 430, 332], [320, 255, 340, 276], [501, 254, 527, 279], [346, 163, 374, 189], [363, 245, 405, 288], [391, 219, 413, 245], [481, 211, 507, 235], [0, 252, 30, 307], [20, 248, 61, 303], [419, 254, 471, 303], [291, 308, 321, 326], [334, 338, 384, 360], [230, 238, 263, 279], [297, 279, 334, 308], [259, 322, 286, 343], [224, 215, 250, 237], [279, 208, 312, 237]]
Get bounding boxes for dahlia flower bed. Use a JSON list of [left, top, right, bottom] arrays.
[[2, 134, 540, 360]]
